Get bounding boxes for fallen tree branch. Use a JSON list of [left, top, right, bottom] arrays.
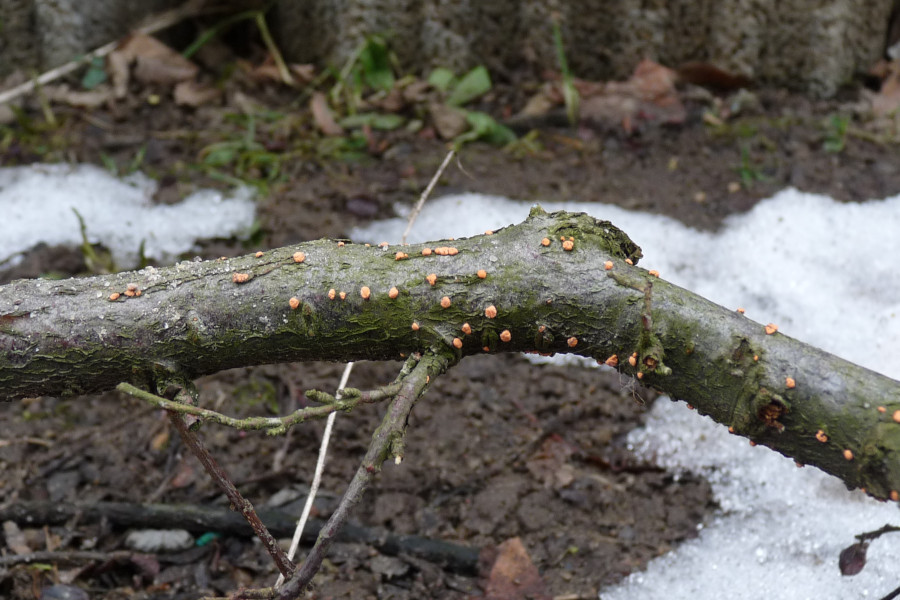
[[3, 207, 900, 501], [0, 501, 480, 574]]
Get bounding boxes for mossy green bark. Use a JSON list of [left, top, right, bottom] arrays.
[[2, 208, 900, 500]]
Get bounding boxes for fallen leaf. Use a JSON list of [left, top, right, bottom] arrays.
[[111, 33, 198, 87], [526, 435, 576, 488], [170, 460, 196, 489], [676, 61, 752, 92], [174, 80, 221, 107], [310, 92, 344, 136], [482, 537, 550, 600], [580, 59, 686, 131], [429, 102, 468, 139], [3, 520, 31, 554], [872, 61, 900, 117], [44, 84, 113, 108]]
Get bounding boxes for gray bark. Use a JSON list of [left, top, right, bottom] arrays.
[[3, 208, 900, 502]]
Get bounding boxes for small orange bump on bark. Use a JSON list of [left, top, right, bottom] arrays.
[[625, 258, 634, 265], [135, 290, 142, 296], [560, 236, 565, 241], [360, 286, 371, 300], [737, 307, 746, 314], [795, 461, 804, 468], [687, 404, 694, 410], [765, 323, 778, 335], [562, 240, 574, 251], [461, 323, 472, 335], [816, 430, 828, 443], [109, 292, 120, 301], [894, 410, 900, 423], [541, 237, 551, 247], [604, 261, 613, 270], [628, 355, 637, 366], [448, 247, 458, 255], [483, 346, 491, 352], [877, 406, 886, 413], [255, 251, 264, 258], [232, 272, 250, 284], [785, 377, 796, 389], [538, 325, 546, 333], [843, 449, 854, 461], [605, 354, 618, 367], [124, 289, 135, 297], [567, 337, 578, 347], [389, 287, 399, 299], [891, 490, 899, 502], [485, 230, 494, 235], [422, 248, 432, 256], [328, 288, 336, 300], [499, 330, 512, 342], [728, 426, 735, 433], [452, 337, 463, 349], [636, 371, 643, 379], [648, 269, 660, 277], [289, 297, 300, 310], [395, 251, 408, 260], [477, 269, 487, 279], [337, 241, 345, 247], [753, 355, 759, 361], [440, 296, 451, 308], [426, 273, 437, 286], [411, 322, 420, 331], [339, 291, 347, 300], [378, 241, 389, 248], [484, 305, 498, 318]]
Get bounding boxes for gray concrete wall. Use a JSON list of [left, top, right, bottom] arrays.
[[0, 0, 893, 97], [274, 0, 894, 97]]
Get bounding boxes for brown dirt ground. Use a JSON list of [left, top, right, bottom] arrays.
[[2, 70, 900, 600]]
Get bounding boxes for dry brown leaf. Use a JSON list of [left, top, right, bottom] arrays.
[[402, 79, 431, 103], [174, 80, 221, 107], [580, 59, 685, 131], [872, 62, 900, 117], [108, 50, 131, 98], [525, 435, 576, 488], [3, 520, 31, 555], [112, 33, 198, 86], [428, 102, 468, 139], [44, 84, 113, 108], [310, 92, 344, 136], [482, 537, 551, 600], [289, 63, 316, 83], [170, 460, 196, 489]]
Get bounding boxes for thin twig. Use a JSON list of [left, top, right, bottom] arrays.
[[401, 148, 455, 243], [275, 362, 354, 588], [278, 352, 449, 599], [116, 381, 398, 434], [166, 405, 295, 578], [0, 0, 218, 106]]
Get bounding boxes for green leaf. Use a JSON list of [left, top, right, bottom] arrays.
[[454, 111, 516, 147], [81, 56, 107, 90], [447, 65, 491, 106], [359, 37, 394, 92], [427, 67, 456, 92]]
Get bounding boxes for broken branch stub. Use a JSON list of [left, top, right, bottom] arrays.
[[2, 208, 900, 499]]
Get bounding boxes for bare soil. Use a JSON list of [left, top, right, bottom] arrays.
[[2, 74, 900, 600]]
